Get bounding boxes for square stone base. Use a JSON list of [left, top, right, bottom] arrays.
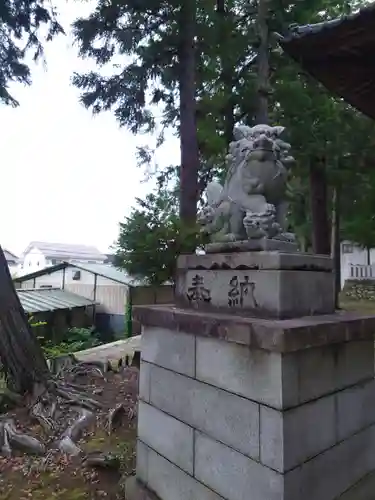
[[176, 251, 335, 318], [133, 306, 375, 500], [205, 238, 298, 253]]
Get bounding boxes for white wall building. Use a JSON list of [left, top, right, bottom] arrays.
[[19, 241, 107, 276], [341, 241, 375, 286], [13, 240, 370, 289], [14, 262, 140, 335]]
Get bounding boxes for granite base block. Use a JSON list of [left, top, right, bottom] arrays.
[[125, 476, 160, 500], [338, 470, 375, 500], [177, 268, 335, 318], [176, 251, 335, 318], [134, 308, 375, 500], [177, 250, 333, 272], [205, 238, 298, 253]]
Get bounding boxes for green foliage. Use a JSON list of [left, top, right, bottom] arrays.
[[114, 188, 203, 285], [73, 0, 375, 249], [0, 0, 63, 106], [28, 315, 47, 330], [341, 169, 375, 250], [40, 327, 101, 359]]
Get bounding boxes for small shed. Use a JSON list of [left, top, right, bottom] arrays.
[[14, 262, 174, 337], [17, 287, 95, 342], [279, 4, 375, 119]]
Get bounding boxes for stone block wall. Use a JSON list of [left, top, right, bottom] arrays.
[[136, 325, 375, 500]]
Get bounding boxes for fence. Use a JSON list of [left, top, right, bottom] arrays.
[[349, 264, 375, 280]]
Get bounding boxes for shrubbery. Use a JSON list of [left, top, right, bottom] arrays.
[[29, 316, 102, 359], [41, 327, 102, 359]]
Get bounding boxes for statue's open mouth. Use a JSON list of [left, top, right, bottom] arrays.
[[247, 148, 275, 161], [253, 135, 274, 151]]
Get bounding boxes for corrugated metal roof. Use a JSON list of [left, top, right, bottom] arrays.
[[21, 241, 106, 261], [14, 261, 153, 287], [17, 288, 95, 314], [70, 262, 144, 285], [4, 249, 19, 263]]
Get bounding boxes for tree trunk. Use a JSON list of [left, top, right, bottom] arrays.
[[216, 0, 235, 147], [255, 0, 270, 125], [178, 0, 200, 226], [331, 187, 341, 309], [0, 246, 50, 394], [309, 159, 331, 255]]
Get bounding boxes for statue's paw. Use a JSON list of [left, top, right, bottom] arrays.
[[211, 232, 236, 243], [264, 203, 276, 215], [198, 207, 215, 225], [279, 232, 296, 242], [243, 213, 266, 240]]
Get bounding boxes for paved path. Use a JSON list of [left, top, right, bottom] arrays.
[[75, 336, 141, 364]]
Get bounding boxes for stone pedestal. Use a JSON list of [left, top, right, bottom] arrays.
[[176, 251, 335, 318], [126, 305, 375, 500]]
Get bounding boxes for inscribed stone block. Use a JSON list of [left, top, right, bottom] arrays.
[[178, 268, 334, 318]]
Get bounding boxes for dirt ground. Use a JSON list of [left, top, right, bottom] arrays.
[[0, 367, 139, 500]]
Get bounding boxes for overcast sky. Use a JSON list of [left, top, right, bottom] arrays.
[[1, 1, 180, 256]]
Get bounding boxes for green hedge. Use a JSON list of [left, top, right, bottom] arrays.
[[342, 279, 375, 301]]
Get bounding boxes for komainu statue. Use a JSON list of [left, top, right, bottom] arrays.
[[198, 124, 295, 245]]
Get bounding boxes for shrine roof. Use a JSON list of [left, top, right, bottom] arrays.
[[280, 3, 375, 119]]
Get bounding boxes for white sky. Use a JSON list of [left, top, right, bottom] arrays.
[[1, 1, 180, 256]]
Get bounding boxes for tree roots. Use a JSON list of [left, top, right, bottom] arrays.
[[0, 357, 123, 459]]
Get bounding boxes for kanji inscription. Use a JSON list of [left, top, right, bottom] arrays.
[[187, 274, 211, 303], [228, 275, 257, 307]]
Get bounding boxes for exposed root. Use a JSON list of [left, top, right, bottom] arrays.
[[58, 436, 82, 456], [0, 418, 45, 456], [62, 407, 94, 443], [0, 388, 23, 411], [84, 451, 120, 469], [65, 361, 107, 381], [48, 354, 77, 376], [107, 403, 127, 435], [56, 407, 94, 456], [0, 357, 114, 458], [55, 386, 103, 411], [31, 400, 55, 432]]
